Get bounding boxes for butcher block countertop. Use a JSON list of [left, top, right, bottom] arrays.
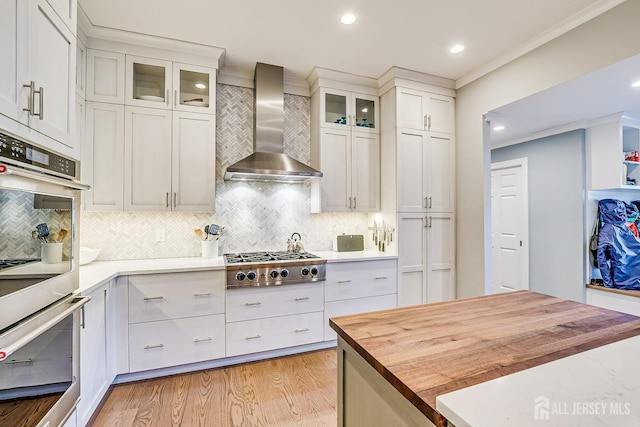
[[329, 291, 640, 426]]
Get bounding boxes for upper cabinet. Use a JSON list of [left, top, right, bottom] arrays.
[[87, 49, 126, 104], [587, 114, 640, 191], [0, 0, 77, 157], [396, 87, 454, 134], [309, 68, 381, 213]]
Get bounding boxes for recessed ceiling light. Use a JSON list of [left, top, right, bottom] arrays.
[[341, 13, 356, 25], [195, 83, 207, 89], [493, 125, 505, 131], [450, 45, 465, 54], [632, 80, 640, 88]]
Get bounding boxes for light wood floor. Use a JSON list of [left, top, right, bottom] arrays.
[[92, 349, 338, 427]]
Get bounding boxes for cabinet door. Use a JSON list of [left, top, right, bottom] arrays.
[[351, 92, 378, 134], [352, 132, 380, 212], [84, 102, 124, 211], [78, 284, 109, 426], [74, 94, 84, 164], [125, 55, 172, 109], [172, 112, 216, 212], [25, 0, 75, 147], [397, 213, 427, 307], [426, 213, 455, 302], [172, 63, 216, 115], [45, 0, 76, 34], [396, 87, 426, 130], [318, 128, 351, 212], [87, 49, 125, 103], [426, 134, 455, 212], [0, 0, 23, 122], [319, 88, 350, 130], [75, 38, 85, 97], [397, 129, 427, 212], [124, 106, 172, 211], [426, 94, 454, 134]]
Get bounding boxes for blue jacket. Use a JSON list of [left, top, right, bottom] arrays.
[[596, 199, 640, 289]]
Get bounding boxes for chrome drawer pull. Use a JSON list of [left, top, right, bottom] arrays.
[[143, 296, 164, 301], [294, 297, 310, 301], [295, 328, 310, 333], [245, 335, 261, 340], [338, 280, 352, 284], [374, 276, 388, 280], [6, 358, 33, 365], [245, 302, 262, 306], [194, 292, 213, 297], [144, 344, 164, 350], [194, 337, 212, 343]]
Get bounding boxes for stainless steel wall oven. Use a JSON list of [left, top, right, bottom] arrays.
[[0, 130, 88, 426]]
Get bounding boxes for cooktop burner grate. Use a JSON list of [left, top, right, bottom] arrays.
[[0, 258, 41, 271], [224, 251, 320, 264]]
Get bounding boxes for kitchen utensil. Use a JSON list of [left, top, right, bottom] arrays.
[[287, 232, 304, 252], [204, 225, 209, 239], [36, 223, 50, 242], [58, 229, 69, 242], [49, 231, 59, 243], [194, 228, 205, 240], [208, 224, 220, 235]]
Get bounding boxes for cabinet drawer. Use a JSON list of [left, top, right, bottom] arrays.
[[129, 314, 225, 373], [325, 260, 397, 302], [128, 271, 225, 323], [226, 311, 324, 357], [226, 283, 324, 322], [324, 294, 397, 341]]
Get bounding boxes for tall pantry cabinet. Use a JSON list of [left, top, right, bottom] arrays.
[[81, 33, 223, 212], [379, 69, 456, 306]]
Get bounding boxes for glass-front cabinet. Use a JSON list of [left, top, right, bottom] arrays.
[[125, 56, 216, 114], [320, 88, 378, 133]]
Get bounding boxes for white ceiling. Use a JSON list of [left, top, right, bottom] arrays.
[[78, 0, 613, 84]]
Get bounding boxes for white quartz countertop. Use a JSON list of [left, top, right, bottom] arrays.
[[436, 334, 640, 427], [0, 261, 70, 276], [79, 250, 397, 294]]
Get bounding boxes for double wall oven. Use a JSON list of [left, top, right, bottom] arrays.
[[0, 130, 88, 427]]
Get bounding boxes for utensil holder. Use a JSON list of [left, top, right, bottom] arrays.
[[201, 240, 218, 259], [41, 242, 63, 264]]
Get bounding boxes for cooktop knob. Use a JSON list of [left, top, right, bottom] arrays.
[[301, 267, 310, 276], [270, 270, 279, 279], [280, 269, 289, 278], [310, 267, 319, 276], [246, 271, 257, 280], [235, 272, 246, 281]]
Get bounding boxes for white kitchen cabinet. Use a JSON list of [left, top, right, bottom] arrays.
[[396, 87, 454, 134], [397, 129, 455, 213], [397, 213, 455, 306], [45, 0, 76, 34], [323, 259, 397, 340], [124, 56, 216, 115], [0, 0, 76, 155], [311, 128, 380, 213], [318, 88, 378, 134], [78, 281, 114, 427], [123, 107, 216, 212], [587, 114, 640, 190], [86, 49, 125, 104], [75, 37, 86, 98], [83, 102, 125, 211]]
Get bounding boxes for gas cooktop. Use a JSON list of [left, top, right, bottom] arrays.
[[224, 251, 321, 264], [0, 258, 41, 271], [224, 251, 326, 288]]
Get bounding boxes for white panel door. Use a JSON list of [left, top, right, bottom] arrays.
[[124, 106, 172, 211], [84, 102, 124, 211], [426, 213, 456, 302], [319, 128, 351, 212], [396, 87, 426, 130], [26, 0, 75, 147], [426, 134, 455, 212], [0, 0, 22, 122], [398, 213, 427, 306], [352, 131, 380, 212], [172, 112, 215, 211], [397, 129, 427, 212], [491, 159, 529, 293], [426, 94, 455, 134], [87, 49, 126, 103]]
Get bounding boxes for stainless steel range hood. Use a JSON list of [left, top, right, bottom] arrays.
[[224, 63, 322, 183]]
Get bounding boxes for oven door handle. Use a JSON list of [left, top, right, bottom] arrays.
[[0, 295, 90, 361], [1, 165, 90, 191]]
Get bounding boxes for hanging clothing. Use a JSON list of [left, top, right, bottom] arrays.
[[596, 199, 640, 290]]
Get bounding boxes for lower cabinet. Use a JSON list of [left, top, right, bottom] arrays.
[[324, 259, 398, 341], [78, 280, 114, 427]]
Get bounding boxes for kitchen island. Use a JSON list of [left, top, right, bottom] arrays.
[[329, 291, 640, 427]]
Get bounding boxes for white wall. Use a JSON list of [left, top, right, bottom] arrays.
[[455, 1, 640, 298]]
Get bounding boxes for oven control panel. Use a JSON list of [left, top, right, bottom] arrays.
[[0, 131, 77, 179]]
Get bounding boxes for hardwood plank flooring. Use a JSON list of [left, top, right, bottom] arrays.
[[92, 349, 337, 427]]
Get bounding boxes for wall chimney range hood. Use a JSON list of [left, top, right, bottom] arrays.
[[224, 63, 322, 183]]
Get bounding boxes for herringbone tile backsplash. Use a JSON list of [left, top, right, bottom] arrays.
[[80, 84, 369, 260]]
